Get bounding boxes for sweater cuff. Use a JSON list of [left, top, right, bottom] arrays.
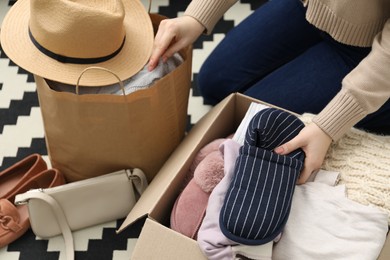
[[184, 0, 237, 34], [313, 90, 367, 141]]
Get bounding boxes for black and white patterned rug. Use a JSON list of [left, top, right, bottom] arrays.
[[0, 0, 262, 259]]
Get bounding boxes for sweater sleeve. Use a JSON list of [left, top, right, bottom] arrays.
[[184, 0, 239, 34], [313, 19, 390, 141]]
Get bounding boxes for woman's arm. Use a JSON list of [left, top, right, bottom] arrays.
[[148, 0, 238, 70], [276, 19, 390, 183], [314, 19, 390, 141]]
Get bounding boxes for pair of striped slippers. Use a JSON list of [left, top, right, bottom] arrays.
[[220, 107, 305, 245]]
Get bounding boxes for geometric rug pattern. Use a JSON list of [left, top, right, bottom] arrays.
[[0, 0, 261, 258]]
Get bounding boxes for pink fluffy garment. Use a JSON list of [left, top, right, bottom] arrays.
[[178, 138, 225, 190], [170, 179, 210, 239], [170, 139, 226, 239], [188, 138, 226, 175], [193, 150, 224, 193]]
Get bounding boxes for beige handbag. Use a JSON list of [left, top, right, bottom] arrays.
[[15, 168, 148, 260]]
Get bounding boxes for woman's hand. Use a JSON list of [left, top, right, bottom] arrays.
[[274, 123, 332, 184], [148, 16, 205, 71]]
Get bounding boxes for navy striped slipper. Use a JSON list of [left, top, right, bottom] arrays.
[[219, 108, 305, 245]]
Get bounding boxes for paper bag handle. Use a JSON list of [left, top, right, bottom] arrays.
[[75, 66, 126, 96], [147, 0, 152, 13]]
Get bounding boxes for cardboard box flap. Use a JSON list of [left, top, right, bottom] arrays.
[[118, 93, 238, 232], [379, 232, 390, 260], [131, 218, 206, 260]]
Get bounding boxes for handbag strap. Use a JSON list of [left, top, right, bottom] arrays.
[[15, 168, 148, 260], [21, 192, 75, 260]]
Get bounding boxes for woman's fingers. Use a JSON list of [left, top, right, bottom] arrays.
[[148, 21, 176, 70], [148, 16, 205, 71], [274, 136, 304, 155], [274, 123, 332, 184]]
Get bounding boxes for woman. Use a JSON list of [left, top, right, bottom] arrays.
[[148, 0, 390, 183]]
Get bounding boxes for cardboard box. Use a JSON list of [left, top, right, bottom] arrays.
[[118, 93, 390, 259]]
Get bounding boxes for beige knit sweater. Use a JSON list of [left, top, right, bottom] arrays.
[[300, 113, 390, 224], [185, 0, 390, 140]]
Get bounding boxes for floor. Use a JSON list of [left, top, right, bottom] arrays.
[[0, 0, 259, 259]]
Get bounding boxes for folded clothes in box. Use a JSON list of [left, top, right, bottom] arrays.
[[116, 93, 390, 260]]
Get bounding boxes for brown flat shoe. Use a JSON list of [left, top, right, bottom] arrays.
[[0, 198, 29, 248], [0, 154, 47, 200], [0, 168, 65, 248]]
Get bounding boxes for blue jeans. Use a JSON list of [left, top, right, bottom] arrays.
[[197, 0, 390, 134]]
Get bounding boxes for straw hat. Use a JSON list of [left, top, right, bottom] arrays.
[[0, 0, 154, 86]]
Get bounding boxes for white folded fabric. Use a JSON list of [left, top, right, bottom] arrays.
[[273, 170, 389, 260]]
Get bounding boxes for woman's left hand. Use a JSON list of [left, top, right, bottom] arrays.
[[274, 123, 332, 184]]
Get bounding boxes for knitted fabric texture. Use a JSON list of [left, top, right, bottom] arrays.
[[300, 113, 390, 223], [220, 108, 305, 245]]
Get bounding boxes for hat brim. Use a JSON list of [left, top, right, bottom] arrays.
[[0, 0, 154, 86]]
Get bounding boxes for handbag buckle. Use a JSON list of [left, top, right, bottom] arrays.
[[125, 169, 138, 181], [14, 200, 27, 206], [14, 189, 44, 205], [125, 168, 148, 195]]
